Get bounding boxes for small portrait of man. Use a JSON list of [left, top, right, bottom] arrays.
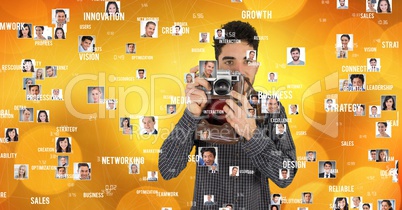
[[141, 116, 158, 135], [268, 72, 277, 82], [367, 58, 380, 72], [325, 98, 336, 111], [46, 66, 57, 78], [27, 84, 41, 100], [126, 43, 136, 54], [263, 97, 280, 114], [249, 94, 259, 105], [141, 21, 157, 38], [147, 171, 158, 181], [173, 25, 182, 36], [52, 9, 70, 27], [280, 168, 289, 180], [349, 74, 366, 91], [199, 60, 217, 79], [58, 156, 69, 167], [247, 50, 256, 61], [369, 105, 381, 118], [230, 166, 239, 177], [56, 167, 67, 179], [289, 104, 299, 115], [204, 194, 215, 205], [276, 123, 286, 135], [200, 129, 210, 140], [302, 192, 313, 204], [78, 35, 95, 52], [198, 147, 218, 167], [306, 151, 316, 162], [209, 165, 218, 174], [214, 28, 225, 40], [337, 0, 349, 9], [247, 108, 256, 118], [350, 196, 362, 209], [167, 104, 176, 114], [271, 194, 282, 205], [318, 161, 336, 178], [287, 47, 305, 65], [106, 99, 117, 110], [52, 89, 63, 100], [75, 162, 91, 180], [137, 69, 146, 79], [199, 32, 209, 43], [369, 149, 377, 161]]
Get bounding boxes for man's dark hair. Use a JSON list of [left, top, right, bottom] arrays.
[[201, 147, 216, 158], [78, 163, 89, 169], [175, 25, 181, 29], [290, 47, 300, 54], [304, 192, 311, 196], [138, 69, 145, 73], [55, 9, 66, 17], [214, 21, 259, 61], [371, 105, 377, 110], [29, 85, 39, 90], [293, 104, 298, 108], [323, 161, 332, 167], [81, 36, 93, 42], [370, 149, 376, 153], [273, 194, 280, 198], [143, 116, 155, 122], [350, 74, 365, 84], [145, 21, 156, 27], [327, 99, 333, 103], [369, 58, 377, 62], [57, 167, 66, 171], [281, 168, 287, 173]]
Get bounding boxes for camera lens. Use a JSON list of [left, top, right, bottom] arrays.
[[214, 79, 231, 95]]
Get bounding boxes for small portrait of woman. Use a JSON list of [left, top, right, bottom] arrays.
[[56, 137, 72, 153]]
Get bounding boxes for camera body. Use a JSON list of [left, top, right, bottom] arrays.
[[204, 70, 244, 96]]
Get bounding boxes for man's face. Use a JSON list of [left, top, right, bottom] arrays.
[[249, 109, 255, 116], [231, 168, 238, 176], [202, 151, 215, 166], [201, 33, 207, 40], [128, 44, 135, 53], [277, 124, 284, 133], [35, 27, 43, 37], [291, 50, 300, 61], [108, 102, 115, 109], [218, 42, 258, 85], [269, 73, 275, 80], [145, 24, 155, 37], [56, 12, 66, 23], [60, 158, 66, 165], [273, 196, 279, 203], [290, 105, 297, 113], [339, 0, 345, 6], [324, 163, 332, 173], [370, 60, 377, 67], [308, 152, 314, 159], [371, 107, 377, 115], [217, 30, 222, 37], [151, 171, 156, 177], [53, 89, 59, 96], [352, 78, 363, 87], [327, 100, 333, 108], [371, 151, 376, 160], [249, 51, 255, 60], [281, 170, 287, 179], [304, 193, 311, 202], [169, 106, 174, 113], [175, 26, 180, 33], [30, 86, 39, 95], [352, 197, 360, 206], [204, 62, 214, 76], [267, 98, 279, 113], [58, 168, 66, 175], [81, 39, 92, 50], [207, 195, 212, 201], [203, 131, 208, 139], [138, 71, 145, 78], [47, 68, 53, 77], [143, 117, 155, 132], [251, 97, 258, 104], [79, 166, 89, 179]]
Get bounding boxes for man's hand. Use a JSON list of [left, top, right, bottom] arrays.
[[223, 91, 257, 141], [185, 66, 211, 117]]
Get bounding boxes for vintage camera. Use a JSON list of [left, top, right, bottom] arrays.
[[204, 70, 244, 96], [196, 70, 250, 144]]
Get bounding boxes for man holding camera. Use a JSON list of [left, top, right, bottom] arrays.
[[159, 21, 297, 209]]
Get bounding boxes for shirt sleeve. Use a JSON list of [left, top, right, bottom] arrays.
[[158, 109, 200, 180], [240, 102, 297, 188]]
